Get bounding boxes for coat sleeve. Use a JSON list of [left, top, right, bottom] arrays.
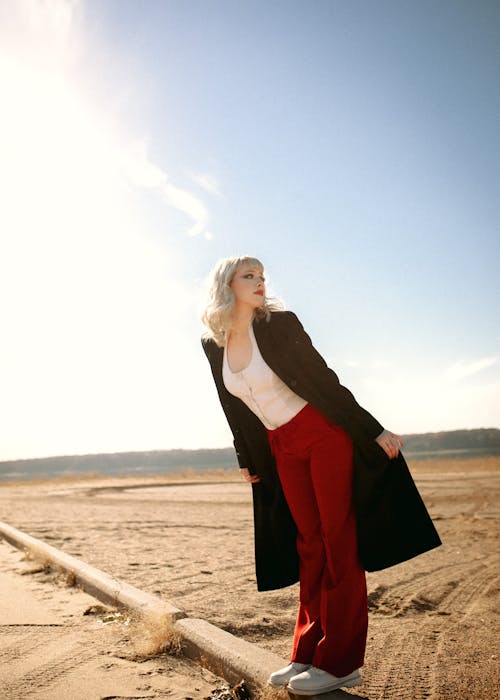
[[201, 336, 253, 471], [281, 311, 385, 440]]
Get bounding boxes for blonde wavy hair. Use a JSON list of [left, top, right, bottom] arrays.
[[201, 255, 284, 347]]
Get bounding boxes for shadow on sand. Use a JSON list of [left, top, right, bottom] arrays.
[[288, 688, 366, 699]]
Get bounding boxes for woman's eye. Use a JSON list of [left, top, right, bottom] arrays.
[[243, 272, 265, 280]]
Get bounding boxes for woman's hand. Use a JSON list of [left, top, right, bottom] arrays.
[[240, 468, 261, 484], [375, 429, 403, 459]]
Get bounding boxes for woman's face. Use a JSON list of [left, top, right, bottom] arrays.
[[230, 264, 266, 309]]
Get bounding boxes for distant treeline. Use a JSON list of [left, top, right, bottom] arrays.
[[1, 428, 499, 481], [399, 428, 500, 453], [0, 447, 237, 480]]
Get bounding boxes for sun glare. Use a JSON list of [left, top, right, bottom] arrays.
[[0, 4, 199, 459]]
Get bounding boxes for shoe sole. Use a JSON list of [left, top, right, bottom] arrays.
[[286, 672, 362, 695], [268, 675, 308, 688]]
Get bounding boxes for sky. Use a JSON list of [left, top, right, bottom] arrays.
[[0, 0, 499, 461]]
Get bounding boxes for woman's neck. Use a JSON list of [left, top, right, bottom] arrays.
[[229, 307, 255, 335]]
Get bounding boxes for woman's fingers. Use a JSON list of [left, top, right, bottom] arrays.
[[240, 468, 260, 483], [375, 430, 403, 459]]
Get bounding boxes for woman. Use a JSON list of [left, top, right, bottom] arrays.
[[200, 255, 441, 696]]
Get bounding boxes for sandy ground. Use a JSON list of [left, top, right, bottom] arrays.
[[0, 457, 499, 700], [0, 541, 228, 700]]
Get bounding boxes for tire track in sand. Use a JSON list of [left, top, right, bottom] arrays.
[[366, 624, 441, 700], [368, 556, 499, 620], [2, 628, 98, 698], [0, 625, 60, 664], [365, 557, 499, 699]]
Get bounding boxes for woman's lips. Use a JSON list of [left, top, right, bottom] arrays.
[[254, 290, 264, 296]]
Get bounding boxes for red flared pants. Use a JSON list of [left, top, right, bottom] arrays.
[[265, 402, 367, 677]]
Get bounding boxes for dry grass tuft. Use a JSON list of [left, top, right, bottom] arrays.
[[20, 546, 53, 574], [127, 608, 182, 659], [64, 570, 77, 586], [20, 547, 78, 587], [20, 562, 51, 575]]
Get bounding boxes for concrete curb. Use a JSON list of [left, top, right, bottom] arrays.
[[0, 521, 288, 694], [0, 521, 184, 619], [177, 617, 287, 689]]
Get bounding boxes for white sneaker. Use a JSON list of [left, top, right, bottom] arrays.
[[287, 665, 362, 695], [268, 662, 311, 687]]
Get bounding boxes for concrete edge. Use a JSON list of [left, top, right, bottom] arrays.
[[177, 617, 287, 689], [0, 521, 184, 619], [0, 521, 288, 694]]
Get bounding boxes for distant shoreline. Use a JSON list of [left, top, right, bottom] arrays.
[[1, 448, 500, 483], [2, 429, 500, 483]]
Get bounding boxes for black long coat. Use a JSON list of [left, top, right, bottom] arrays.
[[202, 310, 441, 592]]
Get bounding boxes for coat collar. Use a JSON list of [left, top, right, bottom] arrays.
[[208, 311, 289, 385]]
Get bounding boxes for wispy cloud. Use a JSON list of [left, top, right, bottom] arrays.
[[120, 140, 167, 189], [121, 140, 213, 239], [1, 2, 215, 242], [163, 183, 210, 237], [189, 171, 221, 196], [443, 356, 499, 382]]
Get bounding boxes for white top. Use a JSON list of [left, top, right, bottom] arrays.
[[222, 321, 308, 430]]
